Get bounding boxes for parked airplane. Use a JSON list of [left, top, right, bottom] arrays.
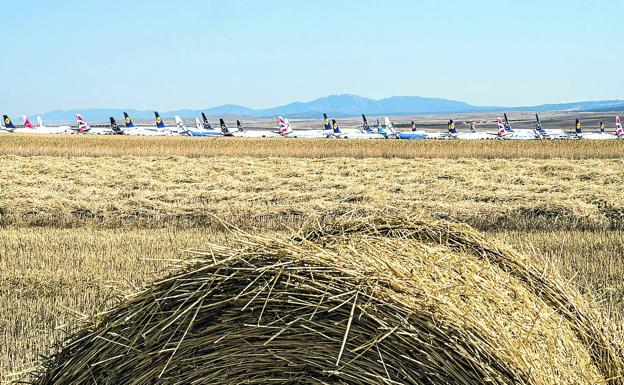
[[447, 119, 496, 140], [73, 114, 112, 135], [152, 111, 188, 135], [200, 113, 219, 132], [617, 116, 624, 138], [170, 117, 221, 137], [332, 118, 384, 139], [118, 112, 167, 136], [232, 120, 280, 138], [535, 114, 568, 139], [361, 115, 390, 138], [575, 119, 619, 140], [387, 119, 444, 139], [279, 115, 333, 138], [109, 117, 125, 135], [34, 116, 71, 134], [2, 115, 22, 133], [375, 117, 391, 138], [4, 115, 40, 133], [497, 116, 538, 140]]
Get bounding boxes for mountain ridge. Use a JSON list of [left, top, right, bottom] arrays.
[[33, 94, 624, 123]]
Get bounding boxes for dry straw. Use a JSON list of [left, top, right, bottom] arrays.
[[30, 214, 623, 384]]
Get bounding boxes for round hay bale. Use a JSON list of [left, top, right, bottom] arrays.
[[31, 215, 622, 385]]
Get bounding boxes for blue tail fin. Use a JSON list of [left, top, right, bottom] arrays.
[[448, 119, 458, 135], [331, 119, 341, 134], [154, 111, 166, 129], [201, 113, 213, 130], [362, 114, 372, 133], [503, 113, 513, 132], [220, 119, 230, 134], [575, 119, 583, 134], [411, 121, 416, 132], [600, 121, 605, 133], [3, 115, 15, 129], [236, 120, 245, 132], [535, 114, 545, 133], [123, 112, 135, 128], [323, 113, 332, 132], [110, 117, 124, 134]]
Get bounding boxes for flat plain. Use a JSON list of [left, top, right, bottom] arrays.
[[1, 134, 623, 382]]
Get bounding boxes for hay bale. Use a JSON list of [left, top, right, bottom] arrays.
[[31, 215, 622, 385]]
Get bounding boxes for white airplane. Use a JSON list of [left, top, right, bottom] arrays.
[[231, 120, 280, 138], [331, 118, 384, 139], [535, 114, 569, 139], [118, 112, 170, 136], [2, 115, 39, 133], [575, 118, 620, 140], [359, 115, 388, 138], [388, 119, 445, 139], [277, 114, 334, 138], [1, 115, 24, 133], [447, 119, 497, 140], [73, 114, 112, 135], [497, 114, 538, 140], [33, 116, 71, 134]]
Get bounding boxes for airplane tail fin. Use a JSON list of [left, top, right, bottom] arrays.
[[375, 117, 387, 134], [411, 121, 416, 132], [36, 116, 45, 128], [331, 119, 341, 134], [110, 117, 124, 134], [220, 119, 230, 134], [535, 114, 545, 133], [123, 112, 135, 128], [362, 114, 372, 133], [323, 113, 332, 132], [195, 118, 203, 130], [470, 122, 476, 133], [201, 113, 213, 130], [76, 114, 89, 132], [174, 115, 188, 135], [575, 119, 583, 134], [503, 113, 513, 131], [174, 115, 189, 135], [278, 116, 292, 135], [384, 117, 396, 134], [600, 121, 605, 134], [154, 111, 166, 129], [448, 119, 458, 135], [497, 117, 506, 136], [2, 115, 15, 130], [616, 116, 623, 137], [23, 115, 33, 129], [236, 120, 245, 132]]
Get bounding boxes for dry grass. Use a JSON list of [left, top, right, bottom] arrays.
[[1, 135, 624, 159], [2, 138, 624, 383], [0, 228, 226, 379], [0, 155, 623, 231], [2, 228, 623, 382], [25, 215, 624, 384]]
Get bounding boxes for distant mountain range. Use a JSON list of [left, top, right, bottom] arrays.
[[36, 94, 624, 123]]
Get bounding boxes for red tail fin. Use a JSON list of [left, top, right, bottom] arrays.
[[23, 115, 33, 129]]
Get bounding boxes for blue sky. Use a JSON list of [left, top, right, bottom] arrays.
[[1, 0, 622, 116]]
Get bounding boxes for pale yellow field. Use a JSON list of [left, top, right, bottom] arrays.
[[1, 136, 623, 382]]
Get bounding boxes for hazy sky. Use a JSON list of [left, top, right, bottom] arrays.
[[1, 0, 622, 116]]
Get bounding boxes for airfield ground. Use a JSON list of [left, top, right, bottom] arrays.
[[1, 133, 623, 382]]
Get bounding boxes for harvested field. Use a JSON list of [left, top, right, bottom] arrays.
[[27, 215, 623, 384], [1, 135, 624, 159], [0, 155, 623, 231], [2, 138, 623, 383]]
